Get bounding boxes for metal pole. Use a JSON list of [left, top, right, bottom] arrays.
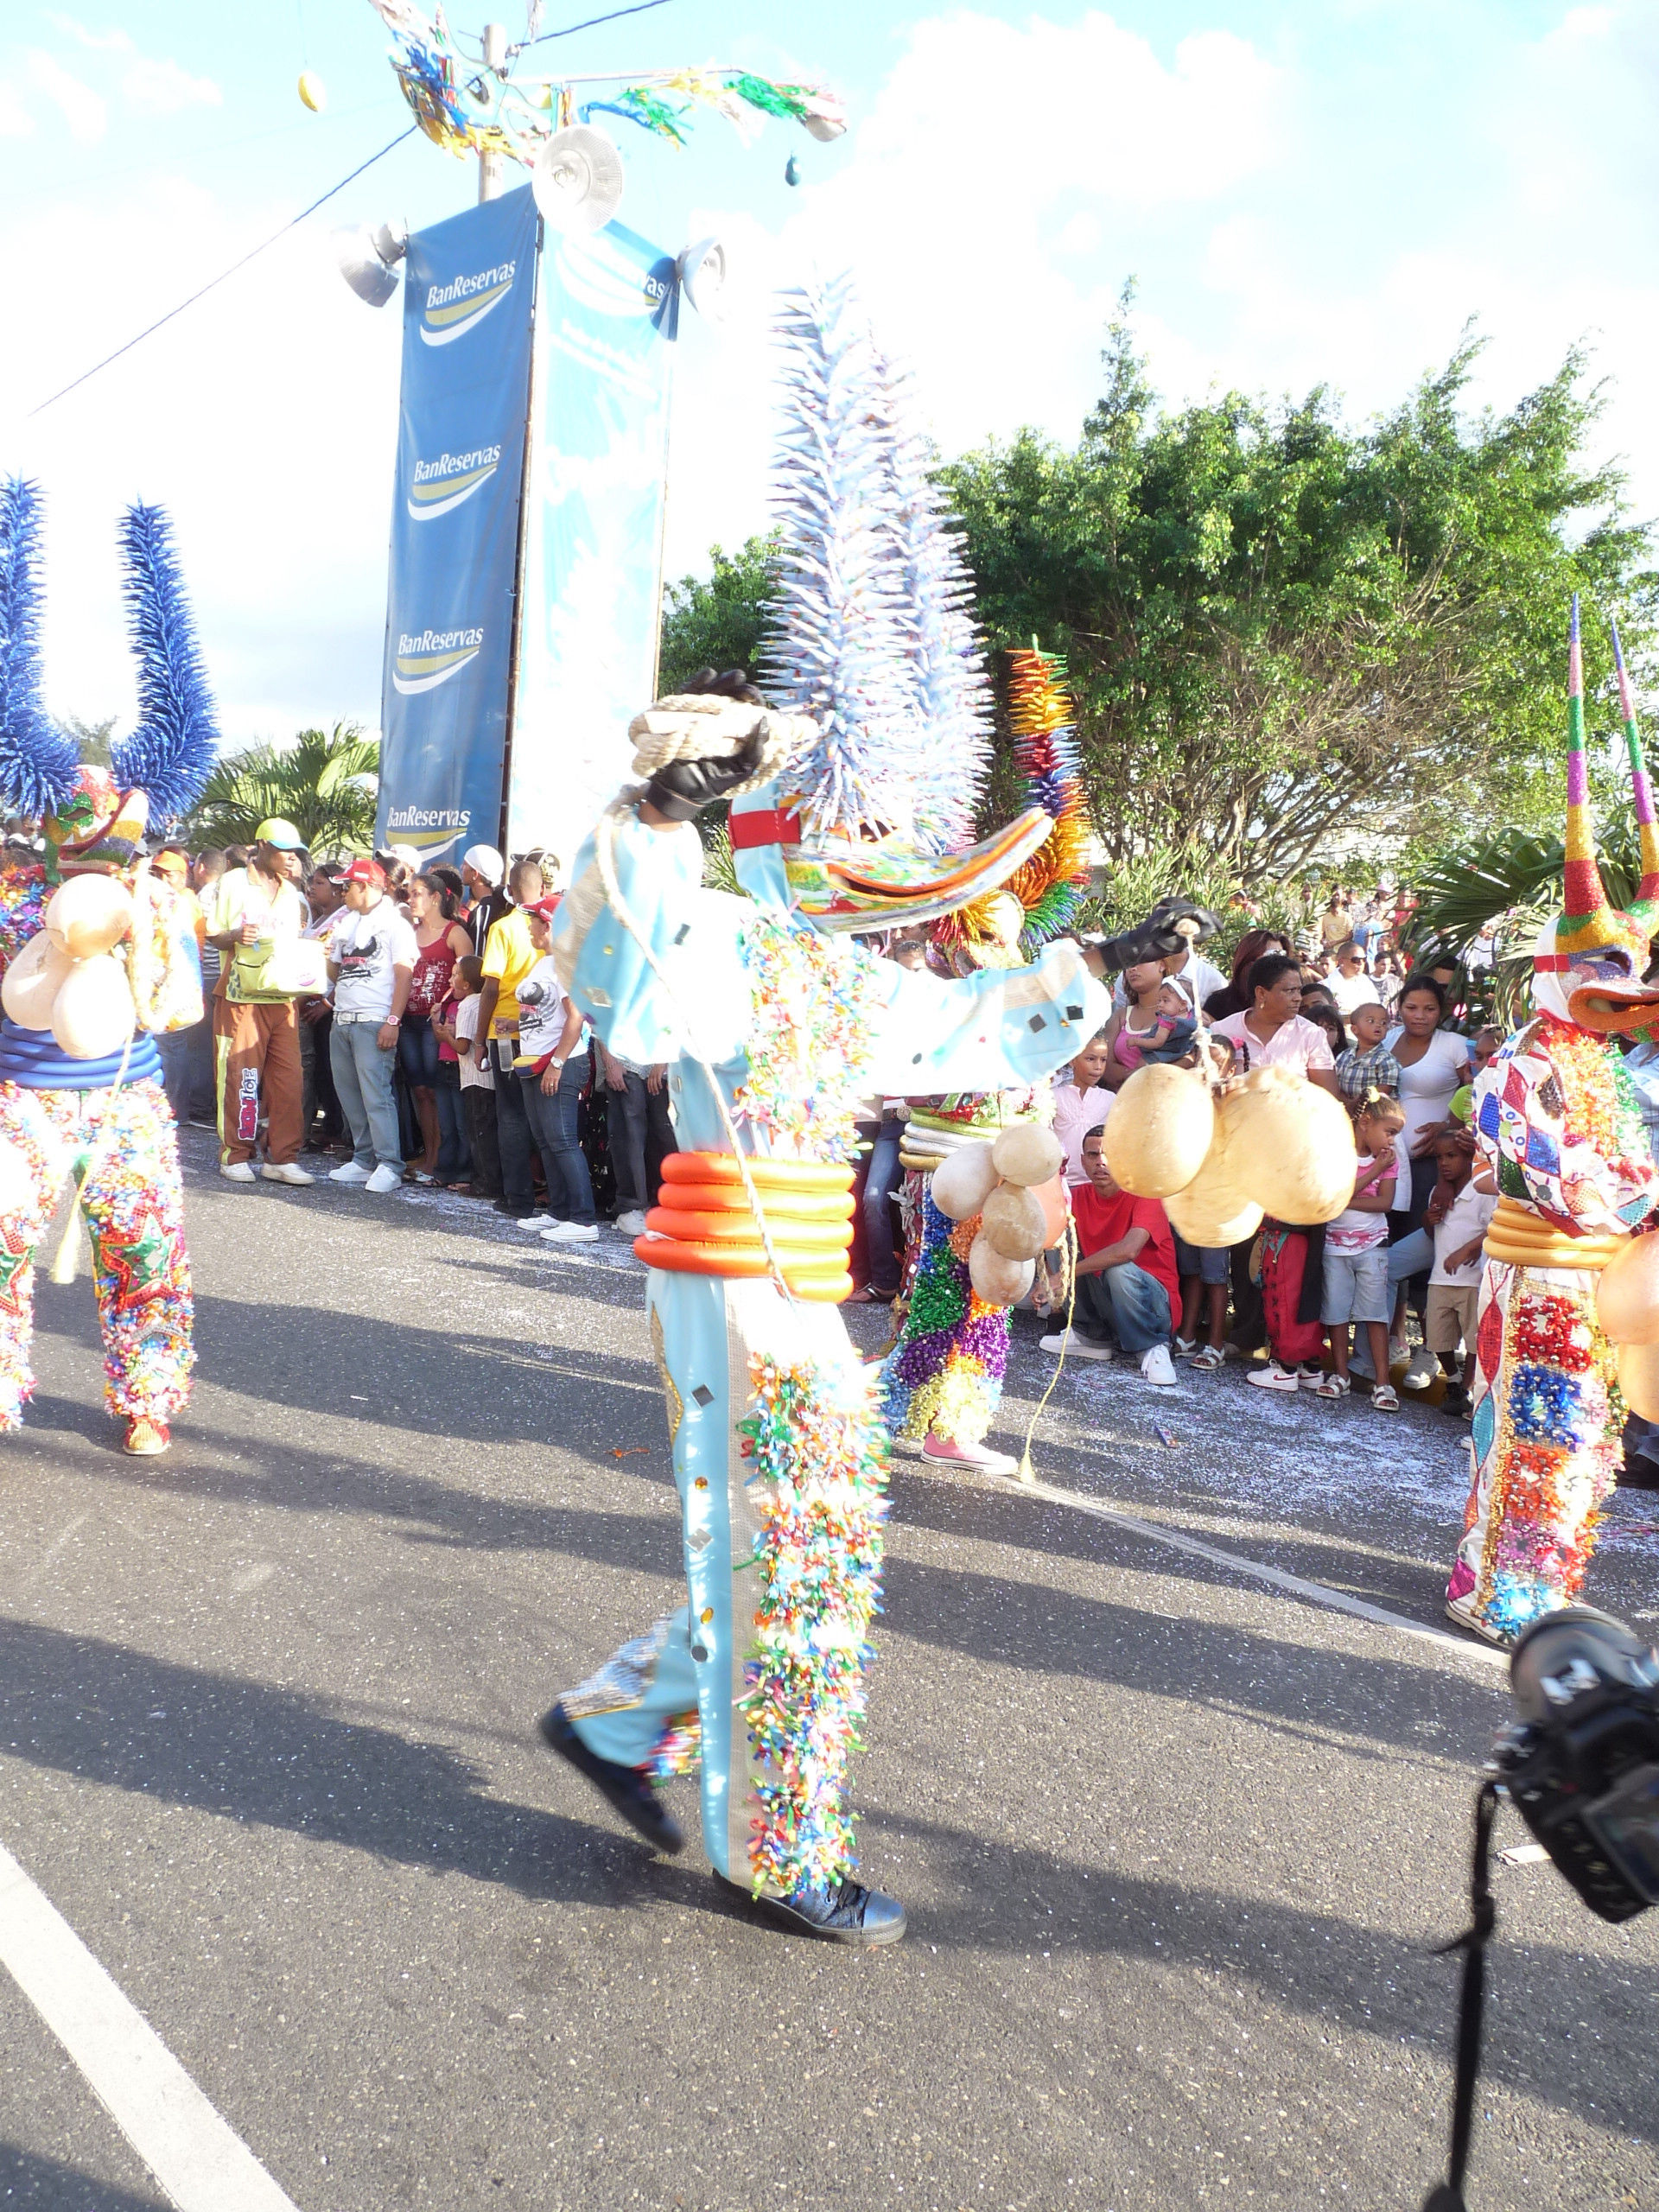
[[478, 22, 506, 202]]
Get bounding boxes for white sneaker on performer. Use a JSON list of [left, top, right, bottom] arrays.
[[1140, 1344, 1178, 1389], [329, 1161, 373, 1185], [219, 1161, 257, 1183], [613, 1209, 648, 1236], [1039, 1328, 1112, 1361], [542, 1219, 600, 1243], [364, 1164, 403, 1194], [260, 1162, 315, 1186]]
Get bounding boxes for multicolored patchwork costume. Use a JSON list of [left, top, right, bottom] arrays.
[[0, 479, 216, 1448], [1446, 603, 1659, 1643]]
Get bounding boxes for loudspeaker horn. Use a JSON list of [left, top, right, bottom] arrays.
[[677, 236, 728, 321], [532, 124, 625, 234], [334, 219, 408, 308]]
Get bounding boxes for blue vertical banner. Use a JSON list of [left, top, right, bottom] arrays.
[[508, 221, 679, 870], [376, 183, 538, 862]]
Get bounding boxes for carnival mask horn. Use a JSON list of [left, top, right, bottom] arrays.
[[1532, 597, 1659, 1036]]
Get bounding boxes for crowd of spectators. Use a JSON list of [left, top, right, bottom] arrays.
[[130, 844, 1516, 1420], [148, 824, 676, 1245]]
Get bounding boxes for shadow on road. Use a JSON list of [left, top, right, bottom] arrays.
[[0, 2143, 167, 2209]]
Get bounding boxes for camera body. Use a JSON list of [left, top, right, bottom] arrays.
[[1490, 1606, 1659, 1923]]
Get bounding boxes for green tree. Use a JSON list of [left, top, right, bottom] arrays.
[[658, 535, 776, 694], [181, 723, 378, 856], [64, 715, 116, 768], [940, 305, 1657, 880]]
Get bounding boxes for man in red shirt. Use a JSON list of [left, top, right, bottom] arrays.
[[1040, 1128, 1179, 1387]]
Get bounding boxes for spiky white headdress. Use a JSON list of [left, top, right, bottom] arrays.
[[760, 275, 994, 852]]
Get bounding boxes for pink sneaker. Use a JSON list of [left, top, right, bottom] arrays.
[[919, 1433, 1020, 1478]]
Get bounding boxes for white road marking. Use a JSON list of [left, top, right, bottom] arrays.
[[986, 1471, 1510, 1673], [19, 1511, 89, 1593], [0, 1838, 301, 2212]]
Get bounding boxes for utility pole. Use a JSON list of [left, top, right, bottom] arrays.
[[478, 22, 506, 202]]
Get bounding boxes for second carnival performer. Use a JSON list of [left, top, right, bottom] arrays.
[[1446, 604, 1659, 1643], [534, 279, 1110, 1944], [0, 478, 217, 1455]]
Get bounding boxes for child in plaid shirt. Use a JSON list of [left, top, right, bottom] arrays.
[[1334, 1000, 1401, 1100]]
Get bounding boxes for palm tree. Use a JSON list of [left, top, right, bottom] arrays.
[[181, 723, 378, 856]]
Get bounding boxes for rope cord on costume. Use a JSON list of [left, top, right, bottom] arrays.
[[1017, 1213, 1077, 1483], [1421, 1779, 1500, 2212], [591, 800, 797, 1305]]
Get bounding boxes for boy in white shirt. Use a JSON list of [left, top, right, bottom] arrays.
[[1425, 1128, 1496, 1416]]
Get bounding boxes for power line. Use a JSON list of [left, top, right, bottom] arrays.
[[523, 0, 678, 51], [26, 125, 419, 420]]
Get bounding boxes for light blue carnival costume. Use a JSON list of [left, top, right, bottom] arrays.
[[540, 277, 1109, 1939]]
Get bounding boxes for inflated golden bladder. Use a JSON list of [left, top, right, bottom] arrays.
[[1596, 1234, 1659, 1346], [1, 931, 74, 1028], [45, 874, 134, 958], [1617, 1340, 1659, 1422], [1103, 1065, 1216, 1198], [50, 953, 136, 1059], [981, 1182, 1049, 1262], [1221, 1067, 1356, 1225], [969, 1233, 1035, 1307], [990, 1122, 1063, 1190], [931, 1141, 1001, 1223], [1164, 1121, 1263, 1249]]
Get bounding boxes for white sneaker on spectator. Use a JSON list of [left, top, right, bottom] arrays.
[[1039, 1328, 1111, 1361], [1140, 1344, 1178, 1389], [329, 1161, 372, 1185], [261, 1162, 315, 1186], [542, 1220, 599, 1244], [613, 1209, 648, 1236], [364, 1164, 403, 1194], [219, 1161, 256, 1183], [1402, 1347, 1440, 1391], [1245, 1361, 1301, 1391], [517, 1212, 552, 1230]]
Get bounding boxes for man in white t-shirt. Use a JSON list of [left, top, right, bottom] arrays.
[[1328, 940, 1382, 1019], [324, 856, 417, 1192]]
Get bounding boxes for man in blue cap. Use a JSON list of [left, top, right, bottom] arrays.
[[201, 817, 315, 1184]]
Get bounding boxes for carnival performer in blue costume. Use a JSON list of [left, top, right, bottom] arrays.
[[0, 478, 217, 1456], [537, 279, 1110, 1945]]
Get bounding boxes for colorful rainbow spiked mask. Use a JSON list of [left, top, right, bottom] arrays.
[[729, 781, 1054, 934], [1533, 601, 1659, 1038], [41, 766, 150, 877]]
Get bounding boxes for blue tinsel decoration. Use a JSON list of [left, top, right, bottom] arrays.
[[0, 476, 81, 817], [110, 501, 219, 820], [761, 275, 992, 852]]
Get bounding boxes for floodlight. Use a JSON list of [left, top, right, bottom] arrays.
[[334, 219, 410, 308]]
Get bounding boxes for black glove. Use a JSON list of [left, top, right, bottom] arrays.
[[644, 731, 767, 821]]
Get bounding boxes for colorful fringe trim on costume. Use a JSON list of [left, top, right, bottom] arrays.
[[645, 1713, 702, 1785], [731, 915, 881, 1163], [1461, 1274, 1621, 1642], [0, 1078, 193, 1428], [739, 1351, 888, 1893], [880, 1189, 1008, 1445]]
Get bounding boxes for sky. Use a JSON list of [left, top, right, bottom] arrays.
[[2, 0, 1657, 752]]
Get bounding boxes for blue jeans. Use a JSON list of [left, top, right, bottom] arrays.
[[518, 1053, 594, 1224], [328, 1018, 403, 1171], [1075, 1262, 1173, 1354], [861, 1115, 905, 1296], [434, 1070, 470, 1181], [397, 1013, 441, 1088], [154, 1027, 192, 1126]]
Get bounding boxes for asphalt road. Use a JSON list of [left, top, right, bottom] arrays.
[[2, 1126, 1656, 2212]]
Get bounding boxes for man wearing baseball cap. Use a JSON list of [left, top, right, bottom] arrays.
[[201, 817, 315, 1185], [325, 856, 417, 1193], [461, 843, 511, 956]]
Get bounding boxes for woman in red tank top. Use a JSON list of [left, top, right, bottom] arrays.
[[401, 874, 472, 1178]]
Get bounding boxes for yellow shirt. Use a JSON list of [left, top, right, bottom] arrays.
[[203, 866, 307, 1002], [481, 908, 537, 1036]]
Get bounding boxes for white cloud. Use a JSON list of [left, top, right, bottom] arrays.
[[26, 50, 105, 144], [120, 54, 222, 117], [0, 80, 34, 137]]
